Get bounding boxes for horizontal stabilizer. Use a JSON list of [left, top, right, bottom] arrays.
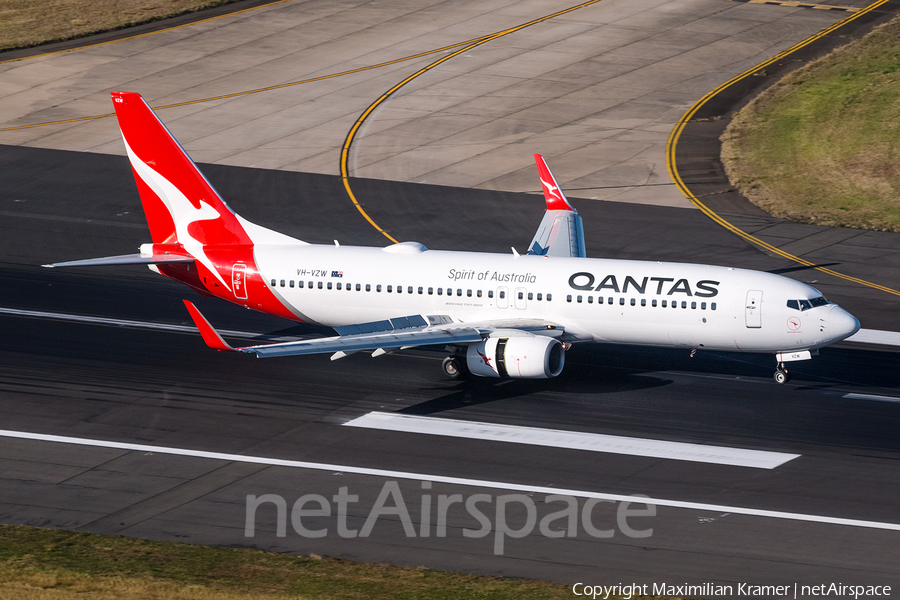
[[43, 253, 194, 268]]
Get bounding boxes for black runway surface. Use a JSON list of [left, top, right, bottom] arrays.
[[1, 145, 900, 590]]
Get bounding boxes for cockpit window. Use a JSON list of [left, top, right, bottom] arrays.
[[787, 296, 829, 311]]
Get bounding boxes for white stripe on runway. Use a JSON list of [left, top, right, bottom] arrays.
[[343, 412, 799, 469], [0, 428, 895, 531], [844, 393, 900, 403], [844, 329, 900, 346]]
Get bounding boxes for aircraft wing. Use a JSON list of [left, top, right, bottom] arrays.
[[184, 301, 563, 359], [527, 154, 586, 258]]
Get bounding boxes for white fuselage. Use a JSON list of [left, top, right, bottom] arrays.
[[252, 241, 859, 353]]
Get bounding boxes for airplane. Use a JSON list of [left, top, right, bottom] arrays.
[[46, 91, 860, 384]]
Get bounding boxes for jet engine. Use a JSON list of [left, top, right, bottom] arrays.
[[466, 334, 565, 379]]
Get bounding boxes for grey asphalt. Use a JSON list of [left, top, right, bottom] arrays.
[[0, 0, 850, 208], [1, 145, 899, 591]]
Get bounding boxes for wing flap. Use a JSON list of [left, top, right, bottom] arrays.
[[183, 301, 483, 358]]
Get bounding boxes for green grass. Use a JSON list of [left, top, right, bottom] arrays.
[[0, 0, 240, 51], [0, 524, 599, 600], [721, 15, 900, 231]]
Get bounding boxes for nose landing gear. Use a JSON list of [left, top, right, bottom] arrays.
[[774, 363, 791, 384]]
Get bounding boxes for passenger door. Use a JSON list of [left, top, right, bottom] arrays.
[[745, 290, 762, 328]]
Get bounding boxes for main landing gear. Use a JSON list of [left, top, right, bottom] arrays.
[[774, 363, 791, 384], [442, 353, 470, 380]]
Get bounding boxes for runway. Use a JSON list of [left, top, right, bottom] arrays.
[[1, 0, 900, 593], [2, 145, 900, 589]]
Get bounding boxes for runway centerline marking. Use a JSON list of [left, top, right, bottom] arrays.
[[0, 428, 898, 532], [343, 411, 798, 469]]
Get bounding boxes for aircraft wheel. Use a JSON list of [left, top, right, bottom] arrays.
[[773, 369, 790, 384], [442, 356, 464, 379]]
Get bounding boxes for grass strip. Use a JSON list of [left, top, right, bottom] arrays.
[[0, 524, 598, 599], [722, 15, 900, 232], [0, 0, 241, 51]]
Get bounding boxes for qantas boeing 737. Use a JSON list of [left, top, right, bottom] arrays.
[[46, 92, 860, 383]]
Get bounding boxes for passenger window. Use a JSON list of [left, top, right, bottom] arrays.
[[468, 290, 473, 297], [365, 284, 371, 292], [547, 293, 552, 301], [457, 289, 462, 296], [280, 280, 285, 287], [630, 298, 636, 306], [418, 287, 424, 294], [691, 301, 696, 309], [376, 284, 382, 292], [500, 291, 506, 299], [289, 280, 294, 288], [336, 282, 342, 290], [641, 299, 646, 306], [619, 298, 625, 306], [308, 281, 313, 288], [567, 295, 572, 303], [518, 291, 524, 300], [270, 278, 276, 287], [387, 285, 392, 293], [587, 295, 593, 304], [652, 299, 657, 307], [662, 300, 667, 307], [537, 293, 542, 301], [477, 290, 482, 298], [681, 301, 687, 308], [318, 281, 323, 289], [607, 297, 612, 304], [701, 302, 706, 309], [437, 288, 443, 295], [428, 287, 433, 295], [488, 290, 494, 298], [327, 282, 332, 290], [356, 283, 361, 291], [299, 281, 305, 289], [712, 302, 717, 310], [408, 286, 414, 294], [577, 295, 583, 303]]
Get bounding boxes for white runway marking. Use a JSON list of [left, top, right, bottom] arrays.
[[0, 428, 895, 531], [845, 329, 900, 346], [343, 412, 799, 469], [844, 393, 900, 404]]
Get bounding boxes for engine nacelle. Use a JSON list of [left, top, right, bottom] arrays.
[[466, 334, 565, 379]]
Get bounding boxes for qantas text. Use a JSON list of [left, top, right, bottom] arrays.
[[568, 272, 719, 297]]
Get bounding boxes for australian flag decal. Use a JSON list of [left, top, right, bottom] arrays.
[[331, 271, 343, 278]]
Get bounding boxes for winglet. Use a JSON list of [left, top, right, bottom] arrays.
[[183, 300, 236, 351], [534, 154, 575, 212]]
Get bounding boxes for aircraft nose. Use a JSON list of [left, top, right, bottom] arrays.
[[829, 305, 860, 342]]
